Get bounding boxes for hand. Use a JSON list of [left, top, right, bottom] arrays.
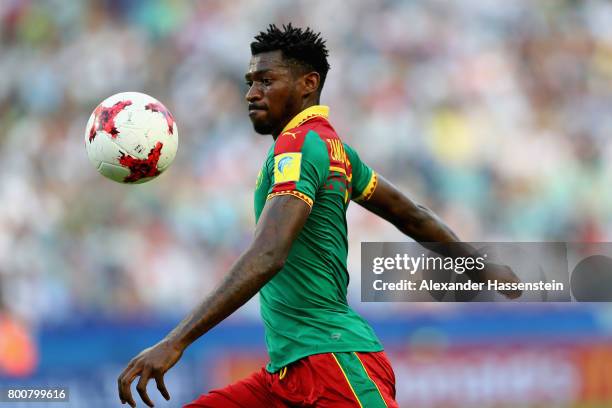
[[481, 263, 522, 299], [118, 339, 184, 407]]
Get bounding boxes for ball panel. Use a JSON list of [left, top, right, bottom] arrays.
[[111, 123, 153, 161], [86, 132, 125, 167], [118, 142, 163, 183], [98, 162, 131, 183]]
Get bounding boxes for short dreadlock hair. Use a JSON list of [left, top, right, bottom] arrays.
[[250, 23, 331, 93]]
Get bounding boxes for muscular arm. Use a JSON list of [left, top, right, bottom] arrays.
[[359, 174, 461, 244], [357, 174, 520, 297], [166, 195, 310, 349], [118, 195, 310, 407]]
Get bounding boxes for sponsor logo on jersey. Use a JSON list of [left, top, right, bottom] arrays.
[[274, 153, 301, 183], [282, 130, 300, 140]]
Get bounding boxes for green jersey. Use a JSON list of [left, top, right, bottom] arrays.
[[253, 105, 383, 373]]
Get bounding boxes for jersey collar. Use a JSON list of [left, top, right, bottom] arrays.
[[281, 105, 329, 133]]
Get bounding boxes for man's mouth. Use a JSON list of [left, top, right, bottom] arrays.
[[248, 107, 267, 117]]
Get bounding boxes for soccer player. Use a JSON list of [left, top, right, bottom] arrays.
[[118, 24, 520, 408]]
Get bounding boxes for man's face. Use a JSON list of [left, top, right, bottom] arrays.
[[245, 50, 302, 136]]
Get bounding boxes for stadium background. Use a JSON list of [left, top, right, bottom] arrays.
[[2, 0, 612, 406]]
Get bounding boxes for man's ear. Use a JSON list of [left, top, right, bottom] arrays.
[[302, 72, 320, 98]]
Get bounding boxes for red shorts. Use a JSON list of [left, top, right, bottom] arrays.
[[184, 351, 397, 408]]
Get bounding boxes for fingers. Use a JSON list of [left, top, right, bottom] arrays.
[[118, 342, 179, 407], [154, 372, 171, 401], [118, 363, 140, 407], [119, 363, 168, 407], [137, 367, 154, 407]]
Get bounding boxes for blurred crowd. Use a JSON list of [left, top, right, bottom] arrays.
[[1, 0, 612, 326]]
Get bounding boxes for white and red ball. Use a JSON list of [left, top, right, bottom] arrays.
[[85, 92, 178, 184]]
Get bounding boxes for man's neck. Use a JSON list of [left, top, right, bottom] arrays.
[[272, 100, 319, 139]]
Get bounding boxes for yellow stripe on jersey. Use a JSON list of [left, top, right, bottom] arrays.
[[355, 172, 378, 202], [329, 165, 346, 174], [267, 191, 313, 208], [281, 105, 330, 133]]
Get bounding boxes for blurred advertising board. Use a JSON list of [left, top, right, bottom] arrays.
[[2, 313, 612, 407], [211, 344, 612, 407]]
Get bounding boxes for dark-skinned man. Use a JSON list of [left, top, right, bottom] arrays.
[[118, 23, 521, 408]]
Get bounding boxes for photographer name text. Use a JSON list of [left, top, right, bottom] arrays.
[[372, 279, 564, 292]]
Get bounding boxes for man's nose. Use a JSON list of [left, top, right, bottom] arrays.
[[245, 84, 262, 103]]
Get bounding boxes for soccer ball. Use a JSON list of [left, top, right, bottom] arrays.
[[85, 92, 178, 184]]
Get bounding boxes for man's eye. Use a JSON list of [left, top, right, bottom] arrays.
[[245, 81, 253, 87], [262, 78, 272, 86]]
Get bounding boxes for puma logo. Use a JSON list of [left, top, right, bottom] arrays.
[[283, 130, 300, 139]]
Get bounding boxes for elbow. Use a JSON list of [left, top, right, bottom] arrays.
[[397, 204, 431, 236]]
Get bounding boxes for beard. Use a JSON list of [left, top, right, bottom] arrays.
[[249, 93, 301, 136], [249, 109, 279, 135], [252, 120, 275, 135]]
